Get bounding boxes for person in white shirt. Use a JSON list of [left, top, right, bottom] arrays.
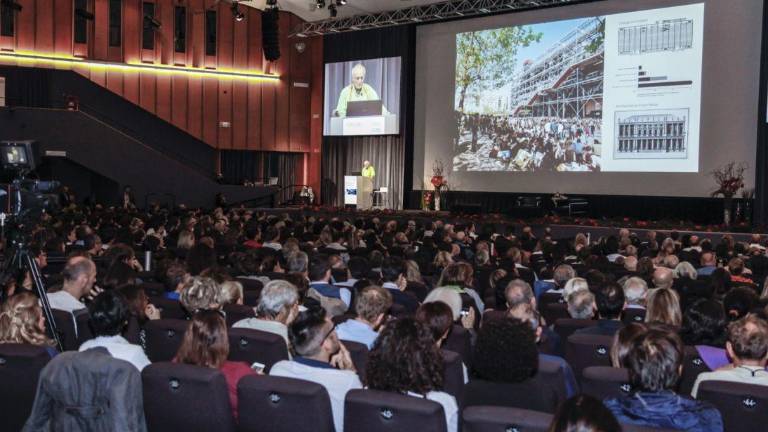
[[233, 280, 299, 350], [270, 308, 362, 432], [336, 286, 392, 349], [47, 256, 97, 313], [366, 317, 458, 432], [79, 290, 151, 371], [691, 314, 768, 397]]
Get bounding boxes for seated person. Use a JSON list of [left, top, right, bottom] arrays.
[[574, 282, 625, 336], [47, 256, 97, 314], [366, 318, 458, 432], [691, 314, 768, 397], [163, 261, 190, 301], [336, 285, 392, 349], [175, 310, 257, 420], [566, 289, 595, 320], [380, 257, 420, 314], [549, 395, 621, 432], [0, 292, 59, 357], [270, 308, 362, 432], [680, 299, 728, 370], [308, 258, 351, 316], [180, 276, 222, 316], [216, 280, 244, 307], [233, 280, 299, 349], [79, 291, 151, 371], [604, 328, 723, 431]]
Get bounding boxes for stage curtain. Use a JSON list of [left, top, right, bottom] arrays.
[[322, 136, 405, 209], [754, 3, 768, 225], [322, 25, 416, 210], [220, 150, 300, 203]]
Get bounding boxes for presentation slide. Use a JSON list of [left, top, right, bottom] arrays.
[[414, 0, 762, 197], [453, 4, 703, 173], [323, 57, 401, 136]]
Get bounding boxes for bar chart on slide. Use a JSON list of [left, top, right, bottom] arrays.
[[637, 66, 692, 88]]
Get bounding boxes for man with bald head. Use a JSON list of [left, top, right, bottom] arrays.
[[47, 256, 98, 313], [697, 251, 718, 276], [652, 267, 674, 290]]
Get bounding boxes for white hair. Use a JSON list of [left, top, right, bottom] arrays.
[[257, 280, 299, 318], [563, 277, 589, 302], [424, 287, 462, 321], [623, 277, 648, 305]]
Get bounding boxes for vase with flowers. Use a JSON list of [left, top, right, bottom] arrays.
[[430, 159, 448, 211], [711, 162, 747, 226]]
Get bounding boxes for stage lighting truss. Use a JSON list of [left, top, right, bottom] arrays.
[[291, 0, 588, 37]]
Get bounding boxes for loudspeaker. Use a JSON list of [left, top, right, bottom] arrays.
[[262, 8, 280, 61]]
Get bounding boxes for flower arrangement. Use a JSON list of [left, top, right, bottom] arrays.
[[710, 162, 747, 198], [430, 159, 449, 196]]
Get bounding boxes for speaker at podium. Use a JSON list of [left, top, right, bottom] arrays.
[[343, 173, 374, 210]]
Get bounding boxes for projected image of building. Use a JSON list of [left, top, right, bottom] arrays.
[[618, 18, 694, 55], [508, 17, 604, 119], [616, 113, 687, 155]]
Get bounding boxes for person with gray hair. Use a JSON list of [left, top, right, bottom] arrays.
[[287, 251, 309, 277], [673, 262, 698, 280], [623, 277, 648, 308], [567, 290, 596, 320], [505, 279, 536, 309], [233, 280, 300, 349], [553, 264, 576, 290], [653, 267, 674, 290]]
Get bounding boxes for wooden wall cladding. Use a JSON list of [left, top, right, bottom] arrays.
[[0, 0, 318, 162]]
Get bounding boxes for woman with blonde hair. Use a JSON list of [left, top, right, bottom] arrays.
[[645, 288, 682, 327], [0, 292, 57, 357], [432, 250, 454, 274]]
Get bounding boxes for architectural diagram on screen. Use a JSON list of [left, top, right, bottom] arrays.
[[614, 109, 688, 159], [617, 18, 694, 55]]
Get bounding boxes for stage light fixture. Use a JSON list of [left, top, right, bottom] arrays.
[[143, 15, 162, 29], [231, 3, 245, 21], [75, 7, 94, 20], [0, 0, 22, 12], [266, 0, 277, 7], [316, 0, 325, 9], [336, 0, 346, 5]]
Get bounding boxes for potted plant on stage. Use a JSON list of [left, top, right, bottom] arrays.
[[711, 162, 747, 226], [430, 159, 449, 211]]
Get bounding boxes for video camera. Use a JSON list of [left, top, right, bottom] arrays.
[[0, 140, 61, 219]]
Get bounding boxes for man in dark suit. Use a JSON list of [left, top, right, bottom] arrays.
[[574, 281, 625, 337]]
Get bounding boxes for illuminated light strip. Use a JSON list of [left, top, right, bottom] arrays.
[[0, 51, 280, 82]]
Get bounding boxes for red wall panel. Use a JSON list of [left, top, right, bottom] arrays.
[[187, 76, 203, 139], [171, 75, 188, 130], [34, 0, 54, 53], [155, 74, 172, 122], [202, 78, 218, 145], [53, 0, 73, 55], [139, 72, 156, 113], [16, 0, 35, 51]]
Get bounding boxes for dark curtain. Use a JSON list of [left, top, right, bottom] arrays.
[[220, 150, 300, 203], [1, 66, 53, 108], [322, 25, 416, 210], [322, 136, 405, 209], [754, 3, 768, 224]]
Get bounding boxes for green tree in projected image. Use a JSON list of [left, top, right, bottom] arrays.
[[455, 27, 542, 113]]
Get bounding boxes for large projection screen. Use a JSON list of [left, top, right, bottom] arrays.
[[414, 0, 762, 197]]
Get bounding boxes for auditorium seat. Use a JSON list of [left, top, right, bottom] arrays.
[[580, 366, 631, 400], [553, 318, 597, 342], [538, 356, 576, 403], [223, 303, 256, 327], [0, 344, 52, 432], [621, 308, 646, 325], [696, 380, 768, 432], [344, 389, 448, 432], [227, 327, 289, 373], [463, 406, 551, 432], [149, 296, 188, 320], [142, 362, 235, 432], [678, 345, 711, 396], [565, 333, 614, 379], [464, 377, 560, 413], [442, 349, 465, 408], [244, 290, 261, 307], [238, 375, 334, 432], [145, 319, 188, 362], [341, 339, 369, 381], [542, 303, 570, 326], [74, 310, 93, 347], [140, 282, 166, 297], [237, 277, 264, 293], [50, 308, 79, 351], [443, 324, 473, 367]]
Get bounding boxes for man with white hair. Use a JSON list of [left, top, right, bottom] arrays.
[[333, 63, 388, 117], [623, 277, 648, 309], [234, 280, 300, 349], [652, 267, 674, 290]]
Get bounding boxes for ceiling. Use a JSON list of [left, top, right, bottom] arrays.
[[242, 0, 448, 22]]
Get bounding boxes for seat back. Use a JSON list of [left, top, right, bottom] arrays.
[[580, 366, 631, 400], [145, 319, 189, 362], [50, 309, 79, 351], [463, 406, 552, 432], [697, 380, 768, 432], [621, 308, 646, 325], [223, 304, 255, 327], [74, 310, 93, 348], [553, 319, 597, 343], [678, 345, 711, 395], [537, 356, 574, 404], [0, 344, 52, 432], [542, 303, 570, 327], [442, 349, 465, 408], [537, 292, 563, 313], [444, 324, 472, 367], [341, 339, 369, 381], [465, 378, 559, 413], [237, 375, 334, 432], [142, 362, 235, 432], [149, 296, 188, 320], [227, 327, 289, 373], [565, 333, 614, 379], [344, 389, 447, 432]]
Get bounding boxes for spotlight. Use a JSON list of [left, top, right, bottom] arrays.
[[75, 7, 95, 20], [336, 0, 346, 5], [0, 0, 22, 12], [144, 15, 162, 29], [328, 4, 337, 17], [231, 3, 245, 21], [266, 0, 277, 7], [316, 0, 325, 9]]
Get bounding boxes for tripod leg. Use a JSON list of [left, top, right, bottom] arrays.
[[21, 251, 63, 352]]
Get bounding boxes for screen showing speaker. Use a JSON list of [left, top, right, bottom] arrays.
[[323, 56, 401, 136], [414, 0, 762, 197]]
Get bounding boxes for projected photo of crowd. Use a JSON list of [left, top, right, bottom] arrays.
[[453, 17, 605, 172]]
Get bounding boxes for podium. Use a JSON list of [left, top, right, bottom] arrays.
[[343, 175, 373, 209], [329, 114, 398, 136]]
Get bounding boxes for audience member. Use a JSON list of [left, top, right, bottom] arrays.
[[574, 282, 625, 336], [549, 395, 621, 432], [610, 322, 647, 368], [644, 288, 682, 327], [47, 256, 97, 313], [680, 299, 729, 370], [179, 276, 221, 314], [566, 289, 595, 320], [380, 256, 420, 314], [0, 292, 58, 357], [233, 280, 299, 348], [472, 318, 538, 383], [336, 285, 392, 348]]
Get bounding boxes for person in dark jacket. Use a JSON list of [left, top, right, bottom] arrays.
[[604, 327, 723, 432]]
